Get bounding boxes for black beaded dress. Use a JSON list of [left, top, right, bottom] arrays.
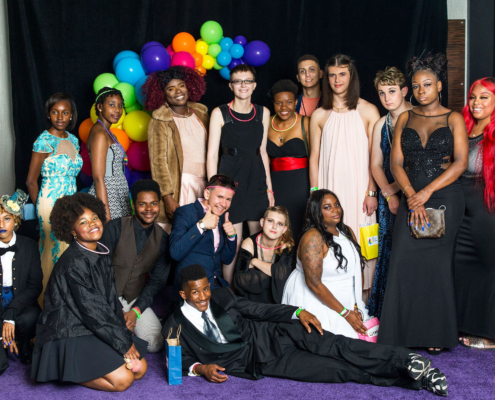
[[378, 110, 464, 349]]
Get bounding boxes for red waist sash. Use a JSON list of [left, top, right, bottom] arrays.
[[271, 157, 308, 172]]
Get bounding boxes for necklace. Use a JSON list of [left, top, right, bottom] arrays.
[[385, 112, 395, 148], [75, 240, 110, 255], [332, 105, 348, 113], [229, 101, 256, 122], [170, 106, 191, 118], [258, 234, 277, 263], [97, 120, 128, 168], [256, 233, 284, 250], [271, 113, 298, 135]]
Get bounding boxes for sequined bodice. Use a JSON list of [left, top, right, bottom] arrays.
[[463, 134, 483, 178], [401, 111, 455, 185], [380, 118, 394, 184]]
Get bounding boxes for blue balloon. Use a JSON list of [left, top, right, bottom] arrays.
[[141, 41, 163, 57], [220, 37, 234, 52], [219, 67, 231, 80], [229, 44, 244, 59], [233, 35, 247, 47], [217, 51, 232, 67], [134, 75, 148, 106], [79, 187, 90, 193], [115, 57, 146, 86], [228, 58, 242, 69], [242, 41, 271, 67], [113, 50, 139, 71], [141, 45, 171, 74]]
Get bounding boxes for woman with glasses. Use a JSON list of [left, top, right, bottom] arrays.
[[207, 64, 274, 286]]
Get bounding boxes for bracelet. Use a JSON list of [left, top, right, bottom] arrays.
[[131, 307, 141, 319], [296, 307, 304, 318], [310, 187, 318, 192], [386, 196, 391, 202], [267, 190, 274, 194], [192, 363, 202, 376], [402, 184, 412, 194], [227, 227, 237, 238], [339, 307, 347, 317], [343, 309, 351, 317]]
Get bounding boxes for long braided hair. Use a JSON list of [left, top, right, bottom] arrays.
[[302, 189, 366, 271]]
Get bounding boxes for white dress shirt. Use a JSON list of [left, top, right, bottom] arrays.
[[0, 232, 16, 326], [181, 300, 228, 376]]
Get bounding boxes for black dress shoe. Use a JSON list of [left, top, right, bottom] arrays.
[[0, 346, 8, 376], [18, 340, 33, 365]]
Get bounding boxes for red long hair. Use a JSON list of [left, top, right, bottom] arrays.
[[462, 77, 495, 212]]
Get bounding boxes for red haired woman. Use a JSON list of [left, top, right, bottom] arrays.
[[455, 77, 495, 350], [143, 66, 208, 233]]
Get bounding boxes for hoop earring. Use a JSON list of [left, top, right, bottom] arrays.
[[409, 94, 417, 107], [438, 92, 442, 104]]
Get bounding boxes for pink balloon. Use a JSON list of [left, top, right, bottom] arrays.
[[171, 51, 195, 69], [80, 148, 92, 176], [166, 44, 176, 58], [127, 141, 150, 172]]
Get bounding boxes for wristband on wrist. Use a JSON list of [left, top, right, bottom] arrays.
[[310, 187, 318, 192], [296, 307, 304, 318], [339, 307, 347, 317], [227, 227, 237, 238], [192, 363, 202, 376], [386, 196, 391, 202], [267, 189, 274, 194], [131, 307, 141, 319]]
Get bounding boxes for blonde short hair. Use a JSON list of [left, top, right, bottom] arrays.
[[374, 66, 406, 91]]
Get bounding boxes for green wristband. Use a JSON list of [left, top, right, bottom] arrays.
[[310, 187, 318, 192], [339, 307, 347, 317], [132, 308, 141, 319], [227, 227, 237, 238], [296, 307, 304, 318]]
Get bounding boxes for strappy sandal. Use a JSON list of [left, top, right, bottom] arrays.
[[460, 335, 495, 351]]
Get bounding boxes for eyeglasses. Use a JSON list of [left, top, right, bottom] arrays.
[[209, 175, 238, 190], [230, 79, 255, 86]]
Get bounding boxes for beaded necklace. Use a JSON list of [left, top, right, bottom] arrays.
[[271, 113, 298, 132], [229, 101, 256, 122], [258, 234, 277, 263], [75, 240, 110, 255], [256, 233, 284, 250], [97, 119, 128, 168]]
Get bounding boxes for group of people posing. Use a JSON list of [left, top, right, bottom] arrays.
[[1, 50, 494, 397]]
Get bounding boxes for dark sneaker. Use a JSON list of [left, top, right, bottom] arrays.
[[422, 368, 448, 397], [406, 353, 431, 381]]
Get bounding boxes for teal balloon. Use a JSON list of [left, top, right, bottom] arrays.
[[113, 50, 139, 71], [220, 37, 233, 52], [217, 51, 232, 67], [219, 67, 230, 80], [114, 82, 136, 107], [134, 75, 148, 106], [200, 21, 223, 44], [115, 57, 146, 86], [207, 43, 221, 58], [229, 44, 244, 59]]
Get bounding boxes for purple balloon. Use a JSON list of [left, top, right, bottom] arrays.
[[124, 165, 132, 186], [129, 170, 152, 188], [141, 41, 163, 57], [242, 41, 270, 67], [79, 171, 93, 188], [141, 45, 171, 74], [233, 35, 247, 47], [228, 58, 242, 69]]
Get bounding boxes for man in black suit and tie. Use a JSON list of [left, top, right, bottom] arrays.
[[162, 265, 448, 396]]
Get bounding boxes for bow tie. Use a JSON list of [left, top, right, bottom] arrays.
[[0, 244, 17, 256]]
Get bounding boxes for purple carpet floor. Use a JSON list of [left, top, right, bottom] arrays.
[[2, 345, 494, 399]]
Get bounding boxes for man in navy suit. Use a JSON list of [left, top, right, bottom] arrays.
[[170, 175, 237, 300]]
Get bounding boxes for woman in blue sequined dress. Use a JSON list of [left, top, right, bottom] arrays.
[[26, 93, 82, 305], [367, 67, 411, 319]]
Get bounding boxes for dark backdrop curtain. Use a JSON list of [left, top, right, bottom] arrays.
[[8, 0, 447, 191]]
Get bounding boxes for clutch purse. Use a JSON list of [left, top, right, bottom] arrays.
[[408, 205, 446, 239]]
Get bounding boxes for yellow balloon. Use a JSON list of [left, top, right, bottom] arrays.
[[202, 55, 215, 70], [123, 111, 151, 142], [90, 103, 126, 128], [116, 124, 123, 130], [196, 40, 209, 56]]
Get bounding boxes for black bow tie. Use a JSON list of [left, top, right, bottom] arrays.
[[0, 244, 17, 256]]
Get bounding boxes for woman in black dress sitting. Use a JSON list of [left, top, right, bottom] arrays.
[[234, 206, 295, 304], [31, 193, 147, 391], [378, 54, 468, 355]]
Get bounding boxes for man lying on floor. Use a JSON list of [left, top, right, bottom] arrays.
[[162, 265, 447, 396]]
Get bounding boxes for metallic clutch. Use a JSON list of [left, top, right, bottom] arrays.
[[409, 206, 446, 239]]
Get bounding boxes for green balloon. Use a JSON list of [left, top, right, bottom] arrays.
[[200, 21, 223, 45], [93, 73, 119, 94], [113, 82, 136, 107], [208, 44, 221, 58], [125, 102, 143, 113], [213, 60, 223, 70]]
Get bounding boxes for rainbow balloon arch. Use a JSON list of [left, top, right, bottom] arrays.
[[78, 20, 270, 192]]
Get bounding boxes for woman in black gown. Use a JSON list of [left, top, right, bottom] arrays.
[[31, 193, 147, 391], [455, 77, 495, 350], [234, 206, 295, 304], [267, 80, 310, 242], [377, 54, 469, 354], [207, 64, 274, 286]]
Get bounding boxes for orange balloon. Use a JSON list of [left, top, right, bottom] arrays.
[[193, 52, 203, 68], [78, 118, 94, 144], [195, 66, 206, 76], [110, 128, 131, 152], [172, 32, 196, 55]]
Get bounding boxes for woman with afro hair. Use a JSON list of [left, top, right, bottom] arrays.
[[143, 66, 208, 232], [378, 53, 468, 355], [32, 193, 148, 391]]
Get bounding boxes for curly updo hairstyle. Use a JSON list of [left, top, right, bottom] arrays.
[[406, 52, 448, 83], [94, 87, 125, 116], [50, 193, 107, 244], [141, 66, 206, 111], [268, 79, 298, 100]]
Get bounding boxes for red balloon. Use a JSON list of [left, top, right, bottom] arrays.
[[80, 148, 92, 176], [171, 52, 195, 69], [127, 141, 150, 172]]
